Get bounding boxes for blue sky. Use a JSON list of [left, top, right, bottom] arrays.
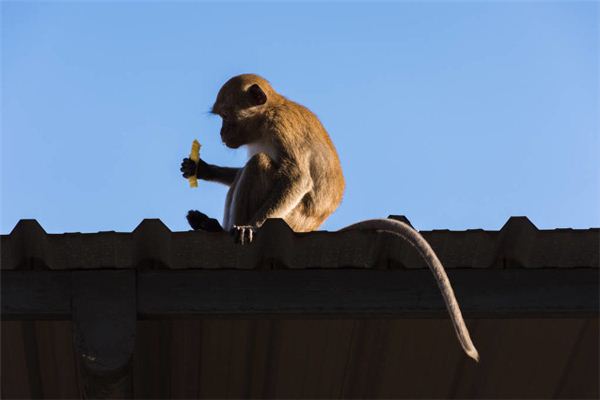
[[1, 1, 598, 233]]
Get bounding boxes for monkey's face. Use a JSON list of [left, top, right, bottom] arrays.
[[218, 111, 266, 149], [219, 115, 249, 149], [212, 76, 270, 149]]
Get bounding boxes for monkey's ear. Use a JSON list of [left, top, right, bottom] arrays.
[[248, 84, 267, 106]]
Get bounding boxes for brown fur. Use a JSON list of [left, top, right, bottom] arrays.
[[209, 74, 345, 232]]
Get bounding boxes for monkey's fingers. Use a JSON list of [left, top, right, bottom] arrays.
[[232, 226, 247, 244], [187, 210, 207, 230], [180, 159, 197, 178], [232, 225, 256, 245]]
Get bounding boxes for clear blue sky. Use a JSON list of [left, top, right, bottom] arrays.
[[2, 1, 598, 233]]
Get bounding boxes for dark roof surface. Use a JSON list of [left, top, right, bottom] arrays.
[[1, 217, 598, 399], [2, 216, 598, 270], [3, 318, 598, 399]]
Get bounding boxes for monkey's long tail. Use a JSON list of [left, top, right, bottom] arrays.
[[341, 218, 480, 362]]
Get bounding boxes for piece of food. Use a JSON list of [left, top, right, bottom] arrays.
[[188, 139, 201, 188]]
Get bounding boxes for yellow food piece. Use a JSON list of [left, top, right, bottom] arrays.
[[188, 139, 201, 188]]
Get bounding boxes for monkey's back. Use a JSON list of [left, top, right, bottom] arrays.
[[272, 99, 345, 231]]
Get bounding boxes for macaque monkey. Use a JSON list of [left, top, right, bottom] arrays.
[[181, 74, 345, 242], [180, 74, 479, 362]]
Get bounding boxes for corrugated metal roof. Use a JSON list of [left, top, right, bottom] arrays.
[[2, 216, 598, 270], [1, 217, 598, 399]]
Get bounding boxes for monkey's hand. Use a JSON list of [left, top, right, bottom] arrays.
[[231, 225, 257, 245], [187, 210, 224, 232], [180, 158, 211, 180]]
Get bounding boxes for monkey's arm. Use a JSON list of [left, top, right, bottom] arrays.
[[202, 163, 240, 186], [181, 158, 240, 187]]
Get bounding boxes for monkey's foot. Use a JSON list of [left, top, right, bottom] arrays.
[[231, 225, 256, 245], [186, 210, 223, 232]]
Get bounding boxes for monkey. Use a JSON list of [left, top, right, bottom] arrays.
[[181, 74, 345, 242], [180, 74, 479, 362]]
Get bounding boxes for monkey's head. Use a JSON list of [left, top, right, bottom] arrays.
[[211, 74, 278, 149]]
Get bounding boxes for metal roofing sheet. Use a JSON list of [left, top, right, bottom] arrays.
[[1, 217, 598, 270]]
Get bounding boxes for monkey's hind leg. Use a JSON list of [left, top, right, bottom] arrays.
[[229, 153, 276, 243], [187, 210, 224, 232]]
